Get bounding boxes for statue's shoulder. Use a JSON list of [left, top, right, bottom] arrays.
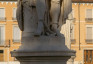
[[22, 0, 29, 2], [22, 0, 36, 6]]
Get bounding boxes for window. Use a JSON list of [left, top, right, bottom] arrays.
[[0, 26, 5, 45], [86, 27, 92, 39], [13, 8, 17, 20], [13, 25, 21, 43], [86, 9, 93, 21], [0, 8, 5, 21], [86, 25, 93, 43], [84, 50, 93, 63], [0, 50, 4, 61]]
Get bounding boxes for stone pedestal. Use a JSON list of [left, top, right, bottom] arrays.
[[11, 36, 75, 64]]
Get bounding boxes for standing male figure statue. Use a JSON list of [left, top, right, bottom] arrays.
[[11, 1, 76, 64], [17, 0, 72, 36]]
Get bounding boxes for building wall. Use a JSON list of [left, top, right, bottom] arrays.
[[0, 1, 21, 62], [71, 3, 93, 64]]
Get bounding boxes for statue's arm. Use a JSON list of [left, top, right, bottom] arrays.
[[16, 0, 24, 31]]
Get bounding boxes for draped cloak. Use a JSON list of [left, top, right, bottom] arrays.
[[16, 0, 72, 31]]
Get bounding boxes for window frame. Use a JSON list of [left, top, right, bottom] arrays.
[[12, 7, 17, 21], [86, 25, 93, 43], [13, 25, 21, 43], [85, 9, 93, 22], [0, 24, 5, 46], [0, 7, 6, 21]]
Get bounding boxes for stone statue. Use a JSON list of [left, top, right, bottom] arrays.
[[16, 0, 72, 37], [11, 1, 76, 64]]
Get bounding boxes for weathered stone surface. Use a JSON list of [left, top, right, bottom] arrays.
[[11, 0, 75, 64], [11, 36, 75, 64]]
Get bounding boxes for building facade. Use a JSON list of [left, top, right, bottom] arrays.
[[0, 0, 93, 64], [71, 0, 93, 64], [0, 0, 21, 62]]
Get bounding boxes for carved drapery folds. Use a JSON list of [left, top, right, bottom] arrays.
[[16, 0, 72, 36]]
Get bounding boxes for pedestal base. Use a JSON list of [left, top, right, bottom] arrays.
[[11, 36, 75, 64], [11, 51, 75, 64]]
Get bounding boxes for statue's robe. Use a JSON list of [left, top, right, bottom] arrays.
[[16, 0, 72, 31], [58, 0, 72, 30], [16, 0, 23, 31]]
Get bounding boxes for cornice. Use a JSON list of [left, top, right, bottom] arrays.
[[0, 1, 17, 5], [72, 0, 93, 3], [0, 0, 93, 3]]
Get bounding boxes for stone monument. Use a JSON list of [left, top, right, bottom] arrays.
[[11, 0, 76, 64]]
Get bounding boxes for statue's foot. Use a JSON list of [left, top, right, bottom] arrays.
[[56, 32, 64, 37], [55, 30, 64, 37], [46, 31, 56, 36], [34, 21, 44, 36], [46, 29, 56, 36], [34, 31, 42, 36]]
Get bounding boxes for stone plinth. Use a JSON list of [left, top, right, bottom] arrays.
[[11, 36, 75, 64]]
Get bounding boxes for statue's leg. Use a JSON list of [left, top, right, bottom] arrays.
[[34, 0, 46, 36], [50, 0, 61, 36]]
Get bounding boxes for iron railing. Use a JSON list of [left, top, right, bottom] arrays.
[[0, 40, 11, 47], [0, 41, 5, 46], [12, 39, 21, 43], [86, 39, 93, 43], [12, 17, 17, 21], [71, 39, 76, 44], [0, 17, 6, 21], [85, 18, 93, 22]]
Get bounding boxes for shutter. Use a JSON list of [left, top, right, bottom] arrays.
[[86, 9, 92, 18], [0, 8, 5, 18], [0, 26, 5, 45], [86, 27, 92, 39], [13, 26, 20, 42], [1, 26, 4, 45], [13, 8, 17, 18]]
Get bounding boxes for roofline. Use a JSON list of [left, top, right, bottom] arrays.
[[72, 1, 93, 3], [0, 0, 93, 3]]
